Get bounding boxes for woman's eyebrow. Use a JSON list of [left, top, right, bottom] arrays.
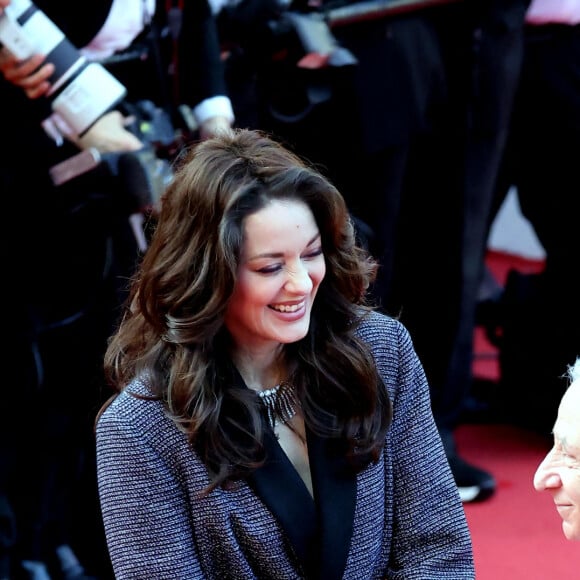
[[248, 234, 322, 261]]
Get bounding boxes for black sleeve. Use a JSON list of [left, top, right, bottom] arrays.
[[177, 0, 229, 107]]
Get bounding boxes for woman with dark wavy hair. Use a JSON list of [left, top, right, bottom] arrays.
[[95, 128, 474, 579]]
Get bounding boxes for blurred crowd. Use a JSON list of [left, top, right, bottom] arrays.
[[0, 0, 578, 577]]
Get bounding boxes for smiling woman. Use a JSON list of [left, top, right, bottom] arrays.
[[95, 128, 475, 579]]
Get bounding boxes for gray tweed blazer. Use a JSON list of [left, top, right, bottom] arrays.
[[96, 310, 475, 579]]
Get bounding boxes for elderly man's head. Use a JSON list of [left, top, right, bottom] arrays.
[[533, 358, 580, 540]]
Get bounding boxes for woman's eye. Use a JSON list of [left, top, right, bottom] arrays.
[[257, 264, 282, 275], [304, 248, 323, 259], [254, 248, 322, 274]]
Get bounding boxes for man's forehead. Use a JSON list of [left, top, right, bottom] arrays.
[[563, 380, 580, 413], [556, 380, 580, 451]]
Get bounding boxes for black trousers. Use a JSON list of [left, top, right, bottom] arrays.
[[489, 23, 580, 432]]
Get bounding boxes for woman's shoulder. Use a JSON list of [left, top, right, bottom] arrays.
[[354, 310, 425, 402], [355, 309, 408, 343], [354, 309, 416, 371], [98, 377, 168, 434], [95, 377, 196, 479]]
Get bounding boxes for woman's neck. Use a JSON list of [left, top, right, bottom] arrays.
[[231, 345, 286, 393]]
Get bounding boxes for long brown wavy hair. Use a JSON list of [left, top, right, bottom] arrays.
[[101, 128, 392, 491]]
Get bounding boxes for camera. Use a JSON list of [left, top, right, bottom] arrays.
[[0, 0, 126, 135]]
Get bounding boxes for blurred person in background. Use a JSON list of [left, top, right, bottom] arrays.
[[0, 0, 233, 577], [481, 0, 580, 435]]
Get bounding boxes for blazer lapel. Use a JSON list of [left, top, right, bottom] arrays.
[[248, 428, 319, 576], [231, 365, 356, 579], [249, 431, 357, 580], [232, 362, 318, 572], [308, 432, 357, 580]]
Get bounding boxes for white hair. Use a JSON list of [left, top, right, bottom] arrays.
[[567, 357, 580, 383]]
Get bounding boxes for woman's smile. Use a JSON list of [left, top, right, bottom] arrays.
[[269, 300, 306, 314]]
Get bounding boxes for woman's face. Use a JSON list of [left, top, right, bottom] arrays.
[[533, 380, 580, 540], [224, 199, 326, 350]]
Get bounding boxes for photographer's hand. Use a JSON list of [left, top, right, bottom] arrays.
[[74, 111, 143, 154], [0, 48, 54, 98]]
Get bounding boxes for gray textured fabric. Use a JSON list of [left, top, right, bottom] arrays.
[[96, 311, 475, 579]]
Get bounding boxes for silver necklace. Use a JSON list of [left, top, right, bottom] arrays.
[[258, 381, 298, 430]]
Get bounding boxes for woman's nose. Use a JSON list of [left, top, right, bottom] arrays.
[[284, 264, 313, 294]]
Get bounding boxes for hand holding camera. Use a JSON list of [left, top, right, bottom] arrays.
[[0, 0, 146, 156], [0, 1, 176, 251], [0, 0, 127, 137], [75, 111, 144, 154], [0, 45, 53, 98]]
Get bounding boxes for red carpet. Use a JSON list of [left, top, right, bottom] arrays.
[[457, 423, 580, 579], [459, 250, 580, 578], [483, 248, 546, 286]]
